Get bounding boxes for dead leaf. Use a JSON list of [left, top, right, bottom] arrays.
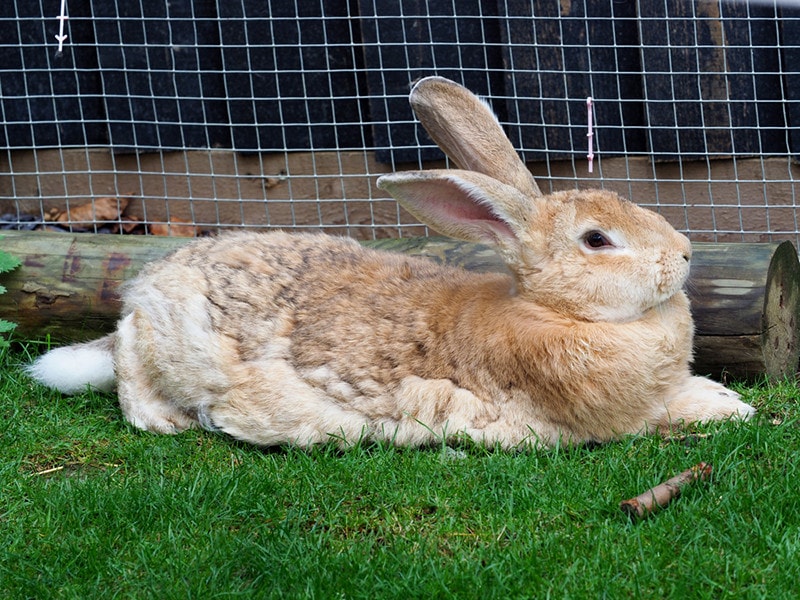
[[56, 196, 131, 226], [148, 218, 198, 238], [118, 215, 143, 234]]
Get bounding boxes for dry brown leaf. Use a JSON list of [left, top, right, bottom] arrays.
[[56, 196, 131, 226], [148, 218, 198, 238], [119, 215, 143, 234]]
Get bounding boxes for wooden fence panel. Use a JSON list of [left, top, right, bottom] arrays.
[[0, 0, 105, 148], [359, 0, 506, 164], [0, 0, 796, 165], [780, 5, 800, 159], [497, 0, 645, 161], [638, 0, 785, 160], [218, 0, 369, 152], [91, 0, 230, 151]]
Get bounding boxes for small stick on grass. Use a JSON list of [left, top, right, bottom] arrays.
[[620, 462, 712, 520], [34, 465, 65, 476]]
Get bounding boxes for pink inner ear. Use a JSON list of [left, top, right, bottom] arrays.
[[432, 195, 516, 240], [379, 171, 523, 246]]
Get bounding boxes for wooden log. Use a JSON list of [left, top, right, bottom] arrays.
[[1, 231, 798, 381], [688, 241, 800, 381], [0, 232, 186, 341]]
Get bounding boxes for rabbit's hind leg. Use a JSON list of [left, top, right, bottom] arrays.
[[197, 360, 372, 448], [199, 385, 353, 448], [114, 312, 199, 434]]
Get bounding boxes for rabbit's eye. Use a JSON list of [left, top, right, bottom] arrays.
[[584, 231, 613, 249]]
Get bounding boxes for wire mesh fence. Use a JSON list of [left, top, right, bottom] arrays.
[[2, 0, 800, 243]]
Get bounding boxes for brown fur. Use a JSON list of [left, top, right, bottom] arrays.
[[28, 77, 754, 448]]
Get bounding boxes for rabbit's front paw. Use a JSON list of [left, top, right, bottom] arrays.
[[662, 376, 755, 428]]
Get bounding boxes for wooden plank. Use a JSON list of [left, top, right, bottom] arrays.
[[779, 4, 800, 159], [218, 0, 368, 152], [639, 0, 719, 159], [719, 1, 785, 155], [639, 0, 785, 160], [0, 0, 104, 148], [4, 149, 800, 243], [90, 0, 229, 151], [497, 0, 645, 161], [358, 0, 505, 164], [0, 149, 428, 239]]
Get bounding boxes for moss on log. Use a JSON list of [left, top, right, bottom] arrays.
[[1, 231, 798, 381], [0, 232, 186, 340]]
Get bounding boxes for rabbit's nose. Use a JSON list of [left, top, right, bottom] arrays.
[[680, 237, 692, 262]]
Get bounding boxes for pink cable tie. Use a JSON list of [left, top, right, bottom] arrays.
[[586, 97, 594, 173]]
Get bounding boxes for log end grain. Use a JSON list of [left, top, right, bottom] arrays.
[[760, 241, 800, 381]]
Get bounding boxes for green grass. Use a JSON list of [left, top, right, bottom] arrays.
[[2, 342, 800, 599]]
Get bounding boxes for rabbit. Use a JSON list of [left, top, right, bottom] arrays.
[[27, 76, 755, 449]]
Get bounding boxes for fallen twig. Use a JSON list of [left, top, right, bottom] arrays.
[[34, 465, 65, 476], [620, 462, 712, 520], [32, 461, 123, 476]]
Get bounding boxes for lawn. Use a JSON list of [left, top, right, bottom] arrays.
[[2, 342, 800, 599]]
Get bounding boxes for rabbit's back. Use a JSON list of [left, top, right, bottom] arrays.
[[126, 231, 478, 364], [116, 231, 515, 444]]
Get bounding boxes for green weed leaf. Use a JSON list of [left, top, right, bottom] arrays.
[[0, 248, 21, 274], [0, 239, 21, 346]]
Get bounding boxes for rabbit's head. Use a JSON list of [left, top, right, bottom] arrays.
[[377, 76, 692, 323]]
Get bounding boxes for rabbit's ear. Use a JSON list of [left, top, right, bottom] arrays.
[[410, 76, 542, 200], [377, 169, 540, 273]]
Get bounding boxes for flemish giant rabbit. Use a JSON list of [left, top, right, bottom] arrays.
[[28, 76, 755, 448]]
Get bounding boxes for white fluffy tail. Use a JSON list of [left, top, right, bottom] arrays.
[[27, 335, 117, 394]]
